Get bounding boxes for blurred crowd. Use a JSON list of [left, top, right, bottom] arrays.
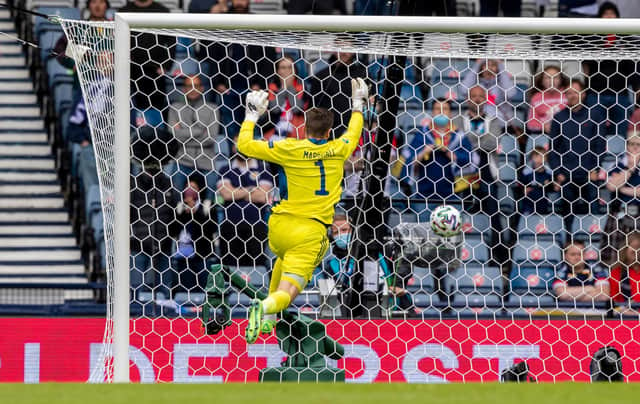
[[49, 0, 640, 314]]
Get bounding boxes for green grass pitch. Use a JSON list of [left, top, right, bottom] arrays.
[[2, 383, 639, 404]]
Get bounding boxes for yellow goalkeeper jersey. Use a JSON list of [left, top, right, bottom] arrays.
[[237, 112, 364, 225]]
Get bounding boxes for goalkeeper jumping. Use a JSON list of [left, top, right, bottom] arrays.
[[238, 78, 368, 344]]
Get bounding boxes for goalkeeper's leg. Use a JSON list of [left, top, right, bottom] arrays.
[[245, 215, 329, 344], [260, 259, 283, 334]]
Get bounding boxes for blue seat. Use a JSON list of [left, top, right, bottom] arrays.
[[54, 82, 74, 114], [227, 292, 252, 307], [571, 214, 606, 242], [412, 291, 440, 308], [607, 134, 626, 157], [508, 293, 556, 308], [525, 134, 549, 154], [444, 265, 502, 295], [409, 266, 435, 293], [496, 183, 516, 214], [34, 7, 81, 36], [85, 184, 101, 223], [236, 265, 269, 288], [452, 292, 501, 307], [91, 211, 104, 244], [498, 134, 519, 159], [461, 213, 491, 237], [46, 58, 74, 89], [38, 30, 65, 63], [460, 235, 490, 263], [512, 239, 562, 264], [510, 265, 556, 294], [517, 214, 564, 241], [497, 156, 517, 183], [292, 292, 320, 308]]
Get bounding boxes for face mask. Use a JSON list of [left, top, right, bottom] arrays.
[[334, 233, 351, 249], [432, 114, 450, 128]]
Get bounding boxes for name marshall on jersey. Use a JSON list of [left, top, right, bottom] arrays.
[[237, 112, 363, 225], [303, 149, 336, 159]]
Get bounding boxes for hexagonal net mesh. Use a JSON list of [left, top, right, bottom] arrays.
[[61, 18, 640, 383]]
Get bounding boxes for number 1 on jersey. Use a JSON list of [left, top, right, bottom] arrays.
[[314, 160, 329, 196]]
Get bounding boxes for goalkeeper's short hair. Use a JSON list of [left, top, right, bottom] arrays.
[[305, 107, 334, 138]]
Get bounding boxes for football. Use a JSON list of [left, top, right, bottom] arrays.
[[430, 205, 462, 237]]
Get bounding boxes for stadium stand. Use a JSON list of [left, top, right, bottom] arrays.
[[5, 0, 633, 321]]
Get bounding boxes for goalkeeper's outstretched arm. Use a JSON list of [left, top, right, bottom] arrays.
[[339, 77, 368, 156], [236, 90, 286, 164]]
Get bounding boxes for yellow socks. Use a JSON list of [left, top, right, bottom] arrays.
[[262, 290, 291, 314]]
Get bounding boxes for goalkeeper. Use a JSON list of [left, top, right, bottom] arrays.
[[238, 78, 368, 344]]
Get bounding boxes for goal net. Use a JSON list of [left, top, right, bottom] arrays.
[[60, 14, 640, 383]]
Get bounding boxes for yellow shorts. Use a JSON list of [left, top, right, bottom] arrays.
[[268, 213, 329, 285]]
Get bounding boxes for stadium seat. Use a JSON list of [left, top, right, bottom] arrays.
[[607, 134, 626, 157], [412, 291, 440, 308], [443, 265, 502, 295], [236, 265, 269, 289], [583, 243, 600, 263], [452, 292, 501, 307], [85, 184, 101, 224], [517, 214, 564, 241], [34, 7, 80, 37], [46, 58, 74, 90], [498, 134, 518, 159], [509, 265, 556, 294], [460, 235, 490, 263], [525, 134, 549, 154], [409, 266, 436, 293], [496, 155, 517, 183], [460, 213, 490, 237], [38, 30, 65, 63], [496, 183, 516, 214], [227, 292, 252, 307], [508, 293, 556, 308], [292, 291, 320, 309], [571, 214, 606, 243], [512, 239, 562, 264]]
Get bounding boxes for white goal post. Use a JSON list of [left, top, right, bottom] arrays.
[[102, 13, 640, 383]]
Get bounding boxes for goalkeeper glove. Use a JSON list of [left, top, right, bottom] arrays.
[[244, 90, 268, 123], [351, 77, 368, 113]]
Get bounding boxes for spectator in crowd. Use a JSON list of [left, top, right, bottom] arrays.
[[54, 0, 109, 97], [167, 75, 220, 201], [287, 0, 347, 14], [403, 98, 477, 216], [601, 133, 640, 265], [519, 146, 553, 215], [610, 232, 640, 309], [309, 39, 368, 133], [461, 85, 503, 180], [120, 0, 176, 114], [190, 0, 276, 137], [628, 93, 640, 135], [460, 59, 517, 129], [262, 56, 310, 140], [189, 0, 249, 13], [480, 0, 522, 16], [606, 133, 640, 213], [582, 2, 640, 136], [130, 122, 179, 301], [460, 84, 507, 264], [166, 185, 217, 298], [548, 79, 605, 230], [320, 210, 413, 312], [216, 137, 273, 267], [553, 240, 610, 302], [527, 65, 569, 135]]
